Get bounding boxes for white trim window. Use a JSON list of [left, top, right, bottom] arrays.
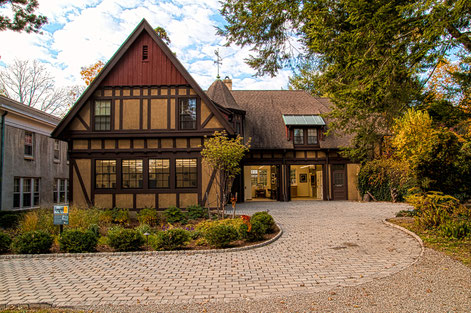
[[13, 177, 40, 209], [53, 178, 68, 204], [24, 131, 34, 158]]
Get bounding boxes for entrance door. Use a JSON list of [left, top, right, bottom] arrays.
[[331, 164, 347, 200]]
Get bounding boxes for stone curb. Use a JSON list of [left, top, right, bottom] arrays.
[[382, 219, 425, 265], [0, 223, 283, 259]]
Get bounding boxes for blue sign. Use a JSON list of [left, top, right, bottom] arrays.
[[53, 205, 69, 225]]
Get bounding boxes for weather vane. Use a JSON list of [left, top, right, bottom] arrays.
[[214, 49, 222, 79]]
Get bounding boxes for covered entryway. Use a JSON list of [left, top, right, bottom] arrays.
[[243, 165, 280, 202], [289, 164, 324, 200]]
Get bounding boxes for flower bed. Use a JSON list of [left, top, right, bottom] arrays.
[[0, 206, 279, 255]]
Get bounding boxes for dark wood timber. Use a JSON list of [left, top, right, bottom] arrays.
[[71, 159, 92, 206]]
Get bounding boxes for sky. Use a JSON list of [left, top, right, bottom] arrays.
[[0, 0, 293, 91]]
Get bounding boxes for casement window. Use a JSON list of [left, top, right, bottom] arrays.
[[54, 140, 61, 161], [290, 169, 296, 185], [179, 98, 197, 130], [13, 177, 40, 209], [53, 179, 68, 204], [251, 169, 268, 186], [24, 131, 33, 157], [95, 160, 116, 189], [122, 159, 143, 189], [149, 159, 170, 188], [94, 100, 111, 131], [293, 128, 304, 145], [251, 169, 258, 185], [307, 129, 318, 145], [176, 158, 197, 188]]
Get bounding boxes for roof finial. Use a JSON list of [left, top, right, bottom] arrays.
[[214, 49, 222, 79]]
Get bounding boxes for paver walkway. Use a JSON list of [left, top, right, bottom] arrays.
[[0, 201, 421, 307]]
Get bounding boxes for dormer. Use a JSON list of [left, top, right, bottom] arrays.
[[282, 114, 326, 148]]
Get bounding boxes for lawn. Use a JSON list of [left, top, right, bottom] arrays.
[[389, 216, 471, 267]]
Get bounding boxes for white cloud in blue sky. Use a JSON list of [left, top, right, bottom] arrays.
[[0, 0, 292, 90]]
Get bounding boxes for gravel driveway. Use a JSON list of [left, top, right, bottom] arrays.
[[0, 201, 422, 308]]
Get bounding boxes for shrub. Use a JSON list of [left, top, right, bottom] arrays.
[[135, 224, 153, 235], [137, 207, 159, 226], [163, 207, 187, 224], [358, 158, 416, 202], [12, 231, 53, 254], [204, 224, 239, 248], [59, 229, 98, 253], [406, 192, 460, 228], [0, 232, 12, 253], [107, 227, 144, 251], [0, 213, 21, 229], [440, 221, 471, 239], [68, 207, 101, 230], [195, 218, 244, 234], [87, 224, 100, 237], [239, 220, 266, 242], [396, 210, 418, 217], [101, 208, 129, 225], [18, 209, 56, 235], [186, 205, 208, 220], [151, 228, 189, 250], [251, 212, 275, 233]]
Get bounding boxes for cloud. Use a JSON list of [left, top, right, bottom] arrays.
[[0, 0, 291, 90]]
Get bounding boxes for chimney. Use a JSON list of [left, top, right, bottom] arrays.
[[223, 76, 232, 90]]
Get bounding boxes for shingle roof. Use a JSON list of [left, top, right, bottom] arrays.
[[206, 79, 242, 111], [229, 90, 352, 149]]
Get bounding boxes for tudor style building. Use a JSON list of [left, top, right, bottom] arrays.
[[52, 19, 360, 210]]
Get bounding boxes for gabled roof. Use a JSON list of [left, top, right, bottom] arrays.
[[206, 79, 243, 111], [52, 19, 234, 139], [230, 90, 352, 149], [0, 95, 61, 127]]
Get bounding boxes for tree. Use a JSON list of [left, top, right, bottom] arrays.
[[154, 26, 171, 45], [80, 61, 104, 86], [0, 0, 47, 33], [218, 0, 471, 162], [201, 131, 250, 217], [0, 59, 82, 116]]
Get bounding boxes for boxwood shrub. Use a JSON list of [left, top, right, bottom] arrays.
[[59, 229, 98, 253], [251, 212, 275, 233], [239, 220, 266, 242], [163, 207, 187, 224], [186, 205, 208, 220], [151, 228, 189, 250], [0, 232, 12, 253], [107, 227, 144, 251], [204, 224, 238, 248], [12, 231, 53, 254]]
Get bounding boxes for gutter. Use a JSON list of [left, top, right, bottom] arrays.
[[0, 111, 7, 210]]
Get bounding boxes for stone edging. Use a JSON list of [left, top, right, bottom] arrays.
[[0, 223, 283, 259], [382, 219, 425, 265]]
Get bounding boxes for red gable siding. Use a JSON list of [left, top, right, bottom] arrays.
[[101, 32, 188, 86]]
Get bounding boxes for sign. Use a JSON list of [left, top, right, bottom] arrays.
[[53, 205, 69, 225]]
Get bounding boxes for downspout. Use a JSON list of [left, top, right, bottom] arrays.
[[0, 111, 8, 210]]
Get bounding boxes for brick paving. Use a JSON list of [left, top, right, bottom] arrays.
[[0, 201, 421, 307]]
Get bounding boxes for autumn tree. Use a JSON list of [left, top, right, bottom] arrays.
[[80, 60, 104, 86], [0, 0, 47, 32], [154, 26, 171, 45], [0, 59, 83, 116], [218, 0, 471, 162], [201, 131, 250, 217]]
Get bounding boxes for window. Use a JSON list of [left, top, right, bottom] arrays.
[[307, 129, 318, 145], [122, 160, 143, 188], [54, 140, 60, 161], [13, 177, 39, 208], [94, 100, 111, 131], [294, 128, 304, 145], [251, 169, 258, 185], [290, 169, 296, 185], [24, 131, 33, 157], [13, 178, 20, 208], [179, 98, 197, 130], [53, 179, 68, 204], [176, 158, 197, 188], [149, 159, 170, 188], [258, 169, 267, 185], [95, 160, 116, 189]]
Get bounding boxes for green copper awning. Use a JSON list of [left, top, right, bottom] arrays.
[[282, 115, 325, 126]]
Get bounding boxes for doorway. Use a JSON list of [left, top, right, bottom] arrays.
[[289, 164, 323, 200], [243, 165, 279, 202], [331, 164, 347, 200]]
